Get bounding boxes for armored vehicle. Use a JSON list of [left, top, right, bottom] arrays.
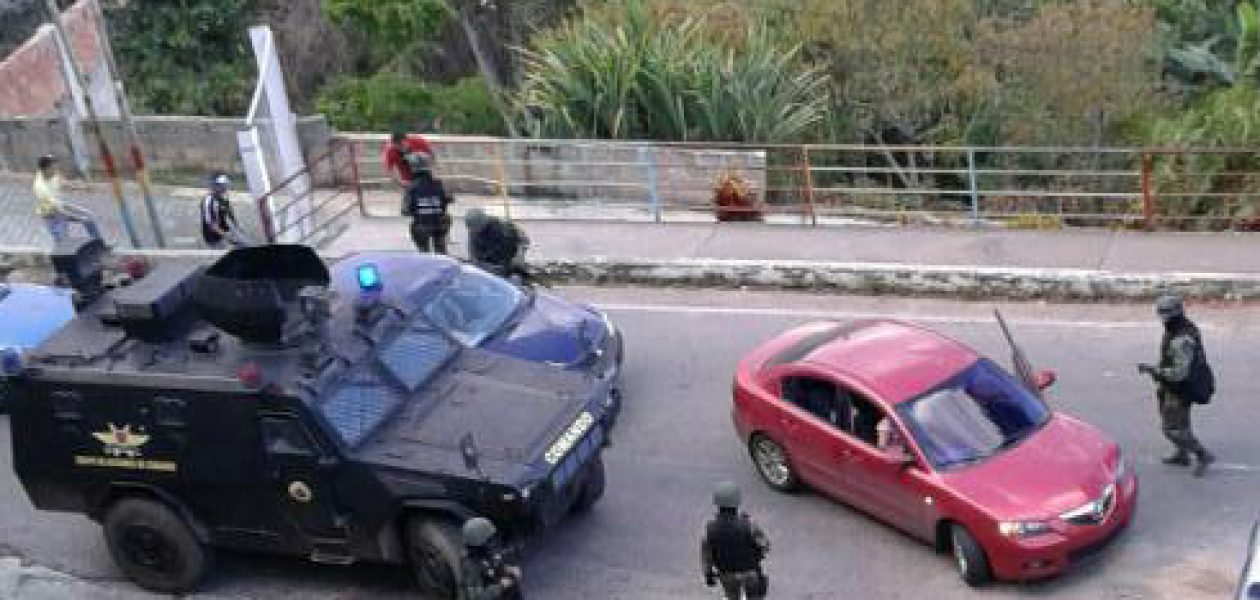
[[7, 243, 611, 596]]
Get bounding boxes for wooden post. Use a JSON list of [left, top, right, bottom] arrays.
[[1140, 152, 1154, 231], [495, 142, 512, 220], [800, 146, 817, 226]]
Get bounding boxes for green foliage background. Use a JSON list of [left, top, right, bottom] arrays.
[[105, 0, 257, 116], [101, 0, 1260, 152]]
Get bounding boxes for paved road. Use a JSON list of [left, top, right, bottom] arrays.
[[0, 290, 1258, 598]]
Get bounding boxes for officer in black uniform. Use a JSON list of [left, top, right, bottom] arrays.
[[200, 173, 244, 249], [701, 481, 770, 600], [459, 517, 522, 600], [1138, 294, 1216, 477], [465, 208, 532, 283], [401, 155, 453, 254]]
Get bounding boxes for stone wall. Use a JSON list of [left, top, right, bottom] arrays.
[[0, 115, 333, 183]]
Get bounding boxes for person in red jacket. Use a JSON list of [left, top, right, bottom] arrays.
[[381, 130, 436, 189]]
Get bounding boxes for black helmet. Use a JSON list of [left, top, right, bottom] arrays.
[[462, 517, 496, 547]]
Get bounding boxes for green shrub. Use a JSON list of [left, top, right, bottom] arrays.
[[316, 74, 505, 134], [517, 0, 828, 142], [1144, 84, 1260, 228]]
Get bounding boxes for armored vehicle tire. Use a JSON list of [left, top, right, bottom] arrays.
[[571, 455, 607, 514], [407, 517, 462, 599], [103, 498, 210, 594]]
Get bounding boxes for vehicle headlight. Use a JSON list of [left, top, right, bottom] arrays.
[[998, 520, 1053, 538]]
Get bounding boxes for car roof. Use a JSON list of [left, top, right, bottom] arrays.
[[795, 319, 979, 404]]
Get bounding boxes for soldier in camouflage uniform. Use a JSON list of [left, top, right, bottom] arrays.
[[459, 517, 522, 600], [1138, 294, 1216, 477], [701, 482, 770, 599]]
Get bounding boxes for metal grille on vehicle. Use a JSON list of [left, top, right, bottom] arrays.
[[1061, 484, 1115, 526], [321, 375, 401, 446], [378, 327, 452, 392], [551, 425, 604, 491]]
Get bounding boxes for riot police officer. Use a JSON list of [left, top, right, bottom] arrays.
[[701, 482, 770, 599], [459, 517, 522, 600], [403, 161, 454, 254], [1138, 294, 1216, 477]]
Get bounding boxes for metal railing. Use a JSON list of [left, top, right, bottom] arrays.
[[339, 134, 1260, 230], [254, 139, 364, 245]]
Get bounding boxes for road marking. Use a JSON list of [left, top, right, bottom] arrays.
[[1137, 459, 1259, 473], [596, 303, 1158, 330]]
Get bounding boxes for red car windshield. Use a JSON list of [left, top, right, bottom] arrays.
[[896, 358, 1051, 471]]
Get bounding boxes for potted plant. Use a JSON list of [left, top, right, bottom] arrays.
[[712, 170, 763, 222]]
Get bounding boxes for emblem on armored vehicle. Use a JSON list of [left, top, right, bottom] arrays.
[[91, 424, 150, 458]]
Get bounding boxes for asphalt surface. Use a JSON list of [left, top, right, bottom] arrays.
[[1, 289, 1258, 599]]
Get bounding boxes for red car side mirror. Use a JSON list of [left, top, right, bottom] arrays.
[[1034, 370, 1057, 391]]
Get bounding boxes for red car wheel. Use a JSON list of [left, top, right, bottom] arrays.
[[749, 434, 799, 493]]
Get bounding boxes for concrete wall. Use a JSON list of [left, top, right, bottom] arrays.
[[0, 115, 333, 183]]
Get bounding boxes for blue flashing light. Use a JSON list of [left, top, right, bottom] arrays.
[[1, 348, 22, 376], [356, 263, 383, 293]]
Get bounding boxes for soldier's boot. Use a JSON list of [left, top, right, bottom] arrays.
[[1161, 450, 1190, 466], [1192, 449, 1216, 477]]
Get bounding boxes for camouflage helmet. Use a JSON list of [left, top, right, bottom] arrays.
[[1155, 294, 1184, 321], [462, 517, 496, 547], [713, 481, 741, 509]]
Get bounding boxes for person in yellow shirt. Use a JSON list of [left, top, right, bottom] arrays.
[[33, 155, 102, 244]]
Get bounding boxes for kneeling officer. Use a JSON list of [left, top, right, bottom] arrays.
[[701, 482, 770, 599], [460, 517, 522, 600]]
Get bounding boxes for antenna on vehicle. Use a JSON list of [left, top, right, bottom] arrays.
[[460, 432, 487, 480]]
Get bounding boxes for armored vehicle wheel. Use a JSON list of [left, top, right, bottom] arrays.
[[749, 434, 799, 493], [407, 518, 462, 599], [571, 455, 606, 514], [103, 498, 210, 593]]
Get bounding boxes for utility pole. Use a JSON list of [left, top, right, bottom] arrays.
[[43, 0, 142, 248], [90, 0, 165, 247]]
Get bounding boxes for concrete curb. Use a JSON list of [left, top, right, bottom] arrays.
[[1, 247, 1256, 301]]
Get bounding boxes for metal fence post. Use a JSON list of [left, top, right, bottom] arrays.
[[639, 145, 661, 222], [1140, 151, 1153, 230], [495, 141, 512, 220], [966, 147, 980, 223], [347, 141, 365, 216]]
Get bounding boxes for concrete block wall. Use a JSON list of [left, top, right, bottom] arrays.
[[0, 115, 333, 185]]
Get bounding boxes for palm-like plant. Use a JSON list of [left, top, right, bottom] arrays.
[[516, 0, 828, 143]]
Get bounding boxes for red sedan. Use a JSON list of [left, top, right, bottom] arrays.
[[731, 318, 1136, 585]]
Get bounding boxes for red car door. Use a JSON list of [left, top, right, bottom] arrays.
[[767, 369, 859, 505], [841, 414, 938, 542]]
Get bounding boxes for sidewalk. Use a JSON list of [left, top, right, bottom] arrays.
[[5, 173, 1260, 300], [318, 212, 1260, 301], [329, 214, 1260, 275]]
